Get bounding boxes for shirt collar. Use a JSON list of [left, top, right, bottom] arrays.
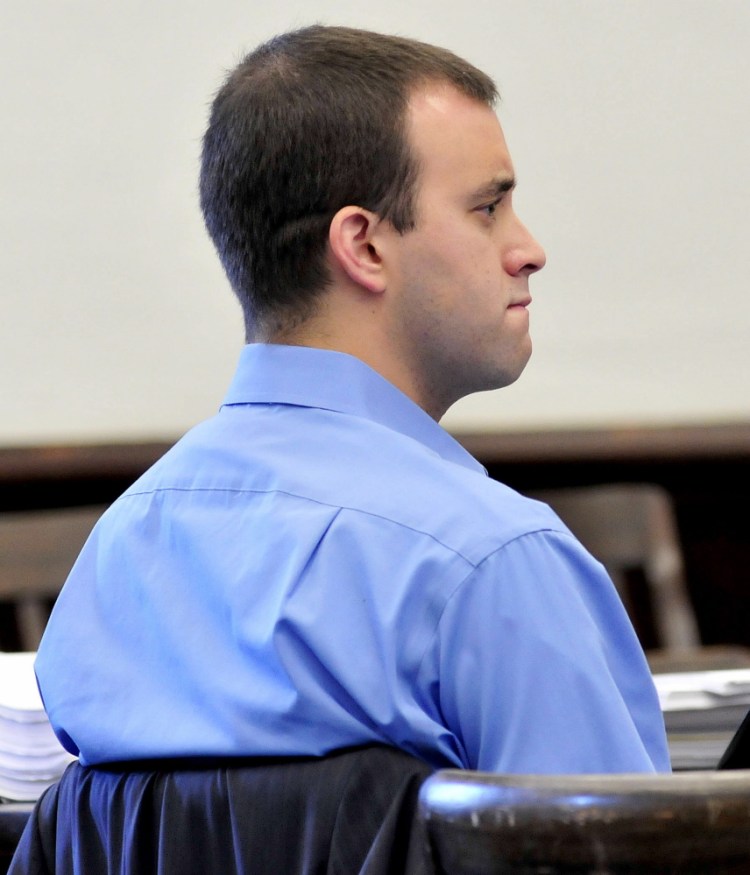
[[222, 343, 486, 476]]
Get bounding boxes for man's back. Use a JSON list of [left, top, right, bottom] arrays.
[[36, 345, 669, 773]]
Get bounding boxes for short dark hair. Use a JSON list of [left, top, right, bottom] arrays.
[[199, 25, 497, 338]]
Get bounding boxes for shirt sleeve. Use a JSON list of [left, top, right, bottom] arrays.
[[422, 528, 671, 774]]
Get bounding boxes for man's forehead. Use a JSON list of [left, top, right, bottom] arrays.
[[405, 82, 514, 181], [405, 81, 505, 143], [408, 84, 461, 115], [406, 80, 487, 118]]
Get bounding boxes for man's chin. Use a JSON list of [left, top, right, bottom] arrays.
[[490, 349, 532, 391]]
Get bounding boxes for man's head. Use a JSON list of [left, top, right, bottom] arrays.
[[373, 83, 546, 418], [199, 25, 497, 340]]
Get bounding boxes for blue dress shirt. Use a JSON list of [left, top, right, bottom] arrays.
[[36, 344, 670, 772]]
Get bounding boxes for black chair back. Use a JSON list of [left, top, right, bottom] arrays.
[[10, 746, 434, 875]]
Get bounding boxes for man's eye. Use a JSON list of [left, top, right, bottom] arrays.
[[480, 198, 502, 218]]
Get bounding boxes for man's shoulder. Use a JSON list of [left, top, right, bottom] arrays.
[[117, 404, 568, 568], [393, 454, 569, 565]]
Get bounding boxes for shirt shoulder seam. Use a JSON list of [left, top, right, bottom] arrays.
[[416, 527, 583, 675], [119, 484, 491, 566]]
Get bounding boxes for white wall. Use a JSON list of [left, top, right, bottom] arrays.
[[2, 0, 748, 444]]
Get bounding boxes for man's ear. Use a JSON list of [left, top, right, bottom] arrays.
[[328, 206, 386, 294]]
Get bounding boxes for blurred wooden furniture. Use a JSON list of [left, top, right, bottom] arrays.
[[419, 768, 750, 874], [529, 483, 701, 652], [0, 506, 104, 651], [2, 424, 749, 648]]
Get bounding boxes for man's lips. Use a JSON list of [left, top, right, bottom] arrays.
[[508, 296, 531, 309]]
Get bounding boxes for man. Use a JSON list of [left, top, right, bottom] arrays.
[[36, 26, 670, 774]]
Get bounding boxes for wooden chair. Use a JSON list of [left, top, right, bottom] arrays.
[[0, 506, 105, 651], [528, 483, 700, 652], [419, 768, 750, 874]]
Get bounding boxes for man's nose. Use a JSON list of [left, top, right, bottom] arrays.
[[506, 218, 546, 276]]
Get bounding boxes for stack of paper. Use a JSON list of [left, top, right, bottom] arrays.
[[0, 652, 75, 801], [653, 668, 750, 770], [654, 668, 750, 731]]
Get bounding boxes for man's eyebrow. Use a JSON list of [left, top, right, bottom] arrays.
[[470, 177, 516, 201]]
